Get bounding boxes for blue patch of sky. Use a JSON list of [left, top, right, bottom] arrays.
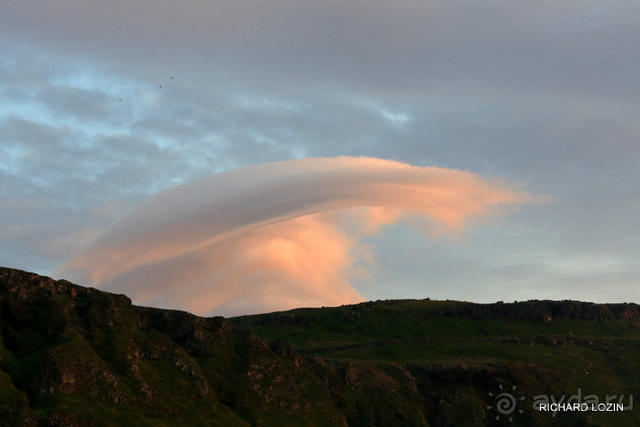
[[352, 98, 413, 130], [0, 144, 27, 176], [2, 62, 156, 141], [231, 94, 309, 115]]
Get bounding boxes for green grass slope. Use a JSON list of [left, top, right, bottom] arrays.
[[230, 299, 640, 426], [1, 267, 638, 426]]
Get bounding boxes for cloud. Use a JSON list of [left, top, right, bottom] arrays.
[[55, 156, 534, 316], [5, 1, 639, 101]]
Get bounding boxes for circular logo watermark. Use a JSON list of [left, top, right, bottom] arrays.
[[487, 384, 525, 422]]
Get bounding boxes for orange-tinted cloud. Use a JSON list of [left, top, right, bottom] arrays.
[[55, 157, 534, 316]]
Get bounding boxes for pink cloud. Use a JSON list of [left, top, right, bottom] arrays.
[[55, 157, 535, 316]]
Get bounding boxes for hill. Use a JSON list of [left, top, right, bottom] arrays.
[[1, 267, 638, 426]]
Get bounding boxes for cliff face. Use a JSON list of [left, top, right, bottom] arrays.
[[0, 267, 638, 426], [0, 268, 348, 426]]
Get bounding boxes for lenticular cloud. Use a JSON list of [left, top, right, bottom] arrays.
[[55, 156, 533, 316]]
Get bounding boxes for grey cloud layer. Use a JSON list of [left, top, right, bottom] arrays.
[[5, 1, 640, 99]]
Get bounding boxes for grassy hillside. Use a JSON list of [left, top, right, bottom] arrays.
[[1, 267, 638, 426], [230, 299, 640, 426]]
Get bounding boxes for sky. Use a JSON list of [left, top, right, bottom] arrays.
[[2, 1, 640, 316]]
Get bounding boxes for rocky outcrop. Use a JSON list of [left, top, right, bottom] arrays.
[[425, 299, 640, 322], [233, 298, 640, 332], [0, 268, 345, 426]]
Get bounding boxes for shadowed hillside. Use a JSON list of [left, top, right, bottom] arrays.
[[1, 267, 638, 426]]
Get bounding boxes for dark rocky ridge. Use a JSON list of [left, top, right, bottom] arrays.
[[232, 298, 640, 330], [0, 267, 637, 426], [426, 299, 640, 321]]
